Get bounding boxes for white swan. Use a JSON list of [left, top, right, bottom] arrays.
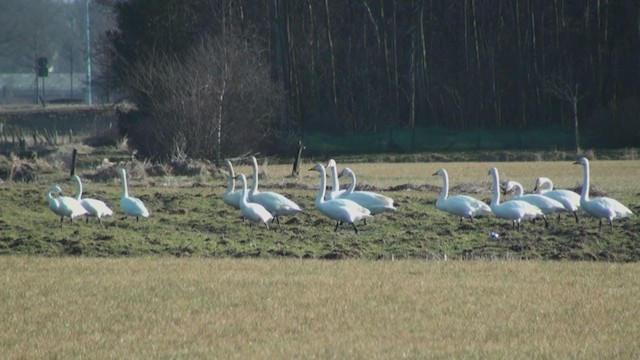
[[236, 173, 273, 228], [338, 167, 397, 216], [222, 160, 242, 209], [573, 157, 634, 231], [533, 177, 580, 222], [489, 167, 544, 230], [47, 184, 88, 226], [248, 156, 305, 223], [72, 175, 113, 225], [119, 168, 150, 221], [502, 180, 566, 227], [325, 159, 346, 200], [433, 168, 491, 223], [310, 163, 371, 233]]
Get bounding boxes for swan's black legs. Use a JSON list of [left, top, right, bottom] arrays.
[[351, 222, 359, 234], [334, 222, 340, 232], [573, 211, 579, 223], [598, 219, 602, 232], [542, 215, 549, 228]]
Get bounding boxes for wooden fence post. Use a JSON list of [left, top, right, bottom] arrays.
[[70, 148, 78, 176]]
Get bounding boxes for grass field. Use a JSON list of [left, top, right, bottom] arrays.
[[1, 257, 639, 358], [1, 157, 639, 260]]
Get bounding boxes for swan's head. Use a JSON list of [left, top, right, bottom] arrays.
[[71, 174, 81, 183], [432, 168, 447, 177], [573, 157, 589, 167], [48, 185, 62, 195], [234, 173, 247, 184], [309, 163, 325, 173], [119, 168, 127, 178], [533, 177, 552, 192], [325, 159, 337, 169], [488, 167, 498, 176], [500, 180, 511, 195], [501, 180, 519, 195], [250, 156, 258, 167], [338, 167, 353, 178]]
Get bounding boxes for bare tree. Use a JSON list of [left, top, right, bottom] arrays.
[[545, 76, 583, 154], [122, 34, 282, 161]]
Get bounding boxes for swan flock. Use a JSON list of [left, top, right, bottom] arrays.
[[47, 158, 634, 232]]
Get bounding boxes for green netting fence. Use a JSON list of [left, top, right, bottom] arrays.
[[304, 126, 598, 155]]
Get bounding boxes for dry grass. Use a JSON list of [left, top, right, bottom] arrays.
[[236, 160, 640, 200], [1, 257, 638, 359]]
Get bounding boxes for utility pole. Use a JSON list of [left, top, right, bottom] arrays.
[[85, 0, 92, 105]]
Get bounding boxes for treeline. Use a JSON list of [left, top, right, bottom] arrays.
[[105, 0, 640, 159]]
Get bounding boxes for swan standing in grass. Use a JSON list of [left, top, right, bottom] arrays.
[[119, 168, 150, 222], [338, 167, 397, 217], [248, 156, 305, 223], [222, 160, 242, 209], [236, 173, 273, 229], [489, 167, 544, 230], [310, 163, 371, 233], [501, 180, 565, 227], [532, 177, 580, 223], [573, 157, 634, 231], [433, 168, 491, 223], [72, 175, 113, 225], [325, 159, 346, 200], [47, 184, 88, 226]]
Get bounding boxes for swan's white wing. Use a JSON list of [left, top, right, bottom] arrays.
[[81, 198, 114, 218], [59, 196, 89, 217], [341, 191, 396, 214], [518, 194, 565, 214], [121, 196, 150, 217], [252, 191, 303, 216], [223, 190, 242, 209]]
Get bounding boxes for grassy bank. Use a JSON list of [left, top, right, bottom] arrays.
[[1, 257, 638, 358]]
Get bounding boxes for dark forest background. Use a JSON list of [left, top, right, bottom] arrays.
[[2, 0, 639, 160]]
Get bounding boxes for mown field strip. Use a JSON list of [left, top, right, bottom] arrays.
[[1, 257, 639, 359]]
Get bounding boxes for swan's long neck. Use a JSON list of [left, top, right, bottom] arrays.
[[226, 165, 236, 193], [315, 168, 327, 207], [239, 176, 249, 206], [329, 165, 340, 193], [580, 163, 590, 201], [120, 170, 129, 198], [250, 158, 259, 195], [73, 176, 83, 200], [490, 170, 501, 206], [345, 169, 356, 194], [47, 189, 59, 207], [439, 171, 449, 200]]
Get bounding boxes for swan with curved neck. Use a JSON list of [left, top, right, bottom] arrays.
[[119, 168, 150, 222], [502, 180, 565, 227], [248, 156, 305, 223], [489, 167, 543, 230], [532, 177, 580, 223], [222, 160, 242, 209], [236, 173, 273, 228], [47, 184, 88, 226], [338, 167, 396, 215], [433, 168, 491, 223], [573, 157, 633, 231], [72, 175, 113, 225], [310, 163, 371, 233]]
